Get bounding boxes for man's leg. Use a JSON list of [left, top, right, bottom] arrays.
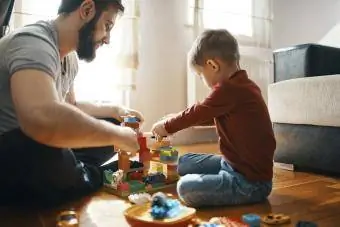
[[0, 129, 101, 208], [177, 153, 222, 176], [73, 117, 121, 166], [176, 161, 272, 208]]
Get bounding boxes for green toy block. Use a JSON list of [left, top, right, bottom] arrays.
[[128, 180, 146, 192], [103, 170, 113, 184]]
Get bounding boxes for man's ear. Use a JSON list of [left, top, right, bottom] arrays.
[[79, 0, 96, 22], [206, 59, 220, 72]]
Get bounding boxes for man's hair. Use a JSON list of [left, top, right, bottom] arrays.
[[58, 0, 125, 15], [189, 29, 240, 66]]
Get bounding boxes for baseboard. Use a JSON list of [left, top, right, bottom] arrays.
[[169, 126, 218, 145]]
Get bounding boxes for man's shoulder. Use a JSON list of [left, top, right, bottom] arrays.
[[3, 20, 58, 49]]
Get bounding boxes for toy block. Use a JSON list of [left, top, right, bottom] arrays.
[[128, 180, 146, 192], [121, 116, 140, 130], [103, 130, 179, 198], [138, 136, 151, 163], [118, 151, 130, 171], [118, 182, 130, 191]]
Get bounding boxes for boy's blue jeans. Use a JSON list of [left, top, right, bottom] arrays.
[[176, 153, 272, 208]]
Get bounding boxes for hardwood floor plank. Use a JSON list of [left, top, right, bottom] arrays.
[[0, 143, 340, 227]]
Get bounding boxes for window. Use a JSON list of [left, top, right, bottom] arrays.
[[9, 0, 138, 106], [187, 0, 253, 38]]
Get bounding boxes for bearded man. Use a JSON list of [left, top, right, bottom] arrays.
[[0, 0, 143, 207]]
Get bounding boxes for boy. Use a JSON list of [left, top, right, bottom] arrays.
[[151, 29, 276, 208]]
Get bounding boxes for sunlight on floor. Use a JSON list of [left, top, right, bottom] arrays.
[[80, 199, 131, 227]]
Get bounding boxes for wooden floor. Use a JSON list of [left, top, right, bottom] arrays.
[[1, 143, 340, 227]]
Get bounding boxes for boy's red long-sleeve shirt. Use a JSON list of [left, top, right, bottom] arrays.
[[164, 70, 276, 182]]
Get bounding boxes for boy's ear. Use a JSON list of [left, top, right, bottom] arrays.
[[206, 59, 220, 72]]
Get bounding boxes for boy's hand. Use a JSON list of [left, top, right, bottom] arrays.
[[151, 120, 169, 138]]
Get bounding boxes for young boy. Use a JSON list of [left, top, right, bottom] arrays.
[[151, 29, 276, 208]]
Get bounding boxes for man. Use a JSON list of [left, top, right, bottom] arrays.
[[0, 0, 143, 207]]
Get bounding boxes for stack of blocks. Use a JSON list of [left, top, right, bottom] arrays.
[[103, 116, 180, 197]]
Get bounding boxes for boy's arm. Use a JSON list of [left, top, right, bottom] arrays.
[[164, 83, 235, 134]]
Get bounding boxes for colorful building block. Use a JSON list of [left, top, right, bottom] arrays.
[[103, 119, 179, 197]]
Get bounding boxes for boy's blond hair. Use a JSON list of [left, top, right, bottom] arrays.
[[189, 29, 240, 66]]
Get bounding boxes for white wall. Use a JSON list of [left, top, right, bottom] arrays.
[[130, 0, 191, 131], [273, 0, 340, 49], [129, 0, 218, 144]]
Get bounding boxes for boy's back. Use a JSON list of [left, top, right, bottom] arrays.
[[165, 69, 276, 182], [214, 70, 276, 182]]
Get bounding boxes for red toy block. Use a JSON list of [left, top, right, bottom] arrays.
[[117, 182, 130, 191], [129, 171, 143, 180], [138, 136, 151, 163]]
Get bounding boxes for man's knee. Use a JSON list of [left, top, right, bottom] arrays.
[[177, 153, 195, 176]]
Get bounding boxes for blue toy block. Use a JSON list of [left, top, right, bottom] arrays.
[[242, 214, 261, 226], [124, 116, 138, 123]]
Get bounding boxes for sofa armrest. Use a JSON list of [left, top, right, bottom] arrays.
[[273, 43, 340, 82], [268, 75, 340, 127]]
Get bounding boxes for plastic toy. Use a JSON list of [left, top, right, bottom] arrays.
[[195, 217, 249, 227], [128, 192, 152, 205], [150, 192, 182, 219], [261, 213, 291, 225], [124, 192, 196, 227], [103, 116, 180, 197], [56, 210, 78, 227], [296, 221, 318, 227], [242, 214, 261, 226]]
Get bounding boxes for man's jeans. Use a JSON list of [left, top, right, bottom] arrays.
[[176, 153, 272, 208]]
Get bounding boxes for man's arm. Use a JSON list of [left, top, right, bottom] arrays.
[[65, 86, 121, 120], [7, 33, 138, 152], [164, 83, 236, 134], [11, 70, 138, 151]]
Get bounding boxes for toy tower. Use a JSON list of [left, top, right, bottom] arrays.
[[103, 115, 180, 197]]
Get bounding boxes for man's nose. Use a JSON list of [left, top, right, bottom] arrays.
[[103, 33, 111, 45]]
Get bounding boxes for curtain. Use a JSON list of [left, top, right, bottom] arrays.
[[8, 0, 140, 106], [187, 0, 273, 103]]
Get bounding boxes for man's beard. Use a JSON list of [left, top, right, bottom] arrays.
[[77, 14, 101, 62]]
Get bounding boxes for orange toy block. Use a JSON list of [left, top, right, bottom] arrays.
[[118, 151, 130, 171]]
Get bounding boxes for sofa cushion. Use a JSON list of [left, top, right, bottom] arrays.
[[273, 43, 340, 82], [268, 75, 340, 127]]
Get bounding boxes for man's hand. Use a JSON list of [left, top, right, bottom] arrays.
[[111, 124, 140, 154], [151, 119, 169, 139], [117, 106, 144, 123]]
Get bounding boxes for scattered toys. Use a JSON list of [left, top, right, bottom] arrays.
[[128, 192, 152, 205], [261, 213, 291, 225], [194, 216, 248, 227], [150, 192, 182, 220], [56, 210, 78, 227], [242, 214, 261, 226], [103, 116, 180, 197], [124, 193, 196, 227]]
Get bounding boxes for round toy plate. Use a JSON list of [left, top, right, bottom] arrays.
[[124, 203, 196, 227]]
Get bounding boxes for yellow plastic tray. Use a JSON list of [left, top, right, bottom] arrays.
[[124, 203, 196, 227]]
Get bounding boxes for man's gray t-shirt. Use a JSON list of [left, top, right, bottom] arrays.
[[0, 20, 78, 135]]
